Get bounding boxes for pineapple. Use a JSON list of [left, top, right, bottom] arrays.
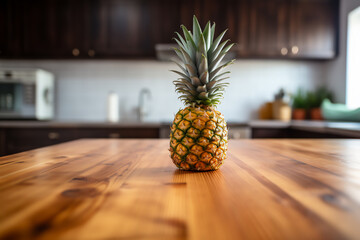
[[170, 16, 234, 171]]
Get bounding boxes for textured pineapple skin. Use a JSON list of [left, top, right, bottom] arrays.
[[169, 106, 228, 171]]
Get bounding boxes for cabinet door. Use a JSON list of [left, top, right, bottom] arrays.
[[21, 0, 85, 58], [289, 0, 338, 59], [178, 0, 237, 34], [151, 0, 181, 44], [247, 0, 289, 57], [178, 0, 202, 30], [85, 0, 154, 58], [0, 0, 9, 57], [200, 0, 238, 41], [4, 128, 78, 156], [77, 128, 160, 138]]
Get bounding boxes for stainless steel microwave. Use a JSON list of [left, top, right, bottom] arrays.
[[0, 68, 55, 120]]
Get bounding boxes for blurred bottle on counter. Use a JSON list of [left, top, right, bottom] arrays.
[[107, 92, 119, 122]]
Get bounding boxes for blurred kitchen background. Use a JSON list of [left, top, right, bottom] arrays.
[[1, 0, 360, 155]]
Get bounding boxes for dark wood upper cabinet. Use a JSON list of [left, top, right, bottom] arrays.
[[200, 0, 239, 42], [246, 0, 289, 57], [289, 0, 338, 59], [242, 0, 338, 59], [21, 0, 85, 58], [0, 0, 339, 59], [150, 1, 181, 44], [0, 0, 9, 57], [0, 0, 22, 57], [85, 0, 154, 58], [171, 0, 239, 44]]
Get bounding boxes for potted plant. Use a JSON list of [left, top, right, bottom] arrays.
[[292, 89, 307, 120], [307, 87, 333, 120]]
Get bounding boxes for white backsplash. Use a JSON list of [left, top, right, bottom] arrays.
[[0, 60, 326, 122]]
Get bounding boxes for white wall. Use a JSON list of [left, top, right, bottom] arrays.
[[346, 6, 360, 108], [0, 59, 325, 122], [324, 0, 360, 103]]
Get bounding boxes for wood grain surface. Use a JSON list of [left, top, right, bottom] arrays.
[[0, 139, 360, 240]]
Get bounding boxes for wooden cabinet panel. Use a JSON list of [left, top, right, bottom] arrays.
[[4, 128, 78, 155], [200, 0, 239, 42], [247, 0, 289, 57], [241, 0, 338, 59], [85, 0, 153, 58], [178, 0, 202, 30], [76, 128, 160, 138], [21, 0, 85, 58], [0, 0, 339, 59], [151, 0, 181, 45], [0, 126, 160, 156], [250, 127, 355, 139], [289, 0, 338, 58], [0, 0, 9, 57], [173, 0, 239, 43]]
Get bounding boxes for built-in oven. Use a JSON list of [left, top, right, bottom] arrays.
[[0, 68, 55, 120]]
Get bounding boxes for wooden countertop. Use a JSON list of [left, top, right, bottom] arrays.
[[1, 139, 360, 239]]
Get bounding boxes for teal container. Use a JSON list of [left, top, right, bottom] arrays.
[[321, 99, 360, 122]]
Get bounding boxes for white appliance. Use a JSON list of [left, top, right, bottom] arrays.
[[0, 68, 55, 120]]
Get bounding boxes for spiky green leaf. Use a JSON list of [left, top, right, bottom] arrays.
[[209, 59, 235, 81], [181, 25, 197, 50], [209, 40, 229, 63], [185, 64, 197, 78], [208, 29, 227, 55], [171, 70, 191, 82], [210, 23, 215, 45], [192, 15, 202, 45], [190, 76, 202, 86], [171, 60, 188, 77], [203, 21, 211, 50]]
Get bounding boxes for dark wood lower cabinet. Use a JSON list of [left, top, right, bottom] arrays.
[[0, 127, 160, 156], [4, 128, 77, 155], [251, 128, 358, 139]]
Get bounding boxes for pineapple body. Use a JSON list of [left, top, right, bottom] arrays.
[[170, 105, 228, 171]]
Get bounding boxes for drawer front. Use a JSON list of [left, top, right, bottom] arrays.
[[1, 127, 161, 156], [4, 128, 78, 155], [77, 128, 160, 139]]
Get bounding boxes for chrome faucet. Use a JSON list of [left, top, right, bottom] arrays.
[[138, 88, 151, 122]]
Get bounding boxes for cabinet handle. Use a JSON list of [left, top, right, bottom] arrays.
[[88, 49, 95, 57], [280, 47, 288, 56], [292, 46, 299, 55], [109, 133, 120, 138], [72, 48, 80, 57], [48, 132, 60, 140]]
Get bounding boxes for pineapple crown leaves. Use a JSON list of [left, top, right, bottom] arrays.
[[171, 15, 235, 107]]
